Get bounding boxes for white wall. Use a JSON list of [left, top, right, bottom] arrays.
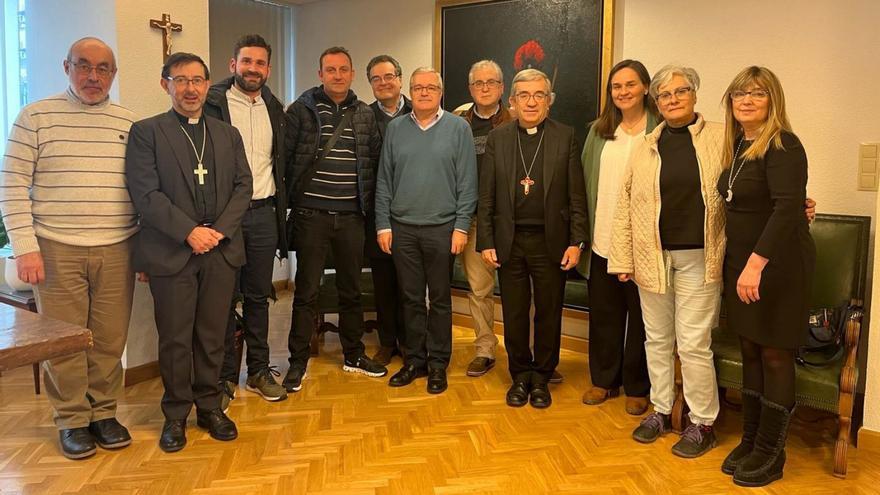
[[293, 0, 434, 102]]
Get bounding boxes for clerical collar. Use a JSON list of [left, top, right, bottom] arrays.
[[173, 109, 203, 125], [518, 120, 546, 135], [473, 104, 500, 120]]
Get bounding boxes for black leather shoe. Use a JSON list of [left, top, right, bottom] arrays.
[[159, 420, 187, 453], [196, 408, 238, 441], [388, 364, 428, 387], [529, 382, 552, 408], [427, 368, 448, 394], [506, 382, 529, 407], [59, 427, 97, 459], [88, 418, 132, 449]]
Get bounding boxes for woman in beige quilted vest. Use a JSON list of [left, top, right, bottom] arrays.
[[607, 65, 724, 459]]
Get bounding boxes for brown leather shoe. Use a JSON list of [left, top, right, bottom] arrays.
[[371, 346, 398, 366], [581, 386, 620, 405], [466, 356, 495, 377], [625, 396, 649, 415]]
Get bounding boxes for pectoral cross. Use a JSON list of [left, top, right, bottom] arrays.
[[149, 13, 183, 61], [520, 176, 535, 195], [194, 162, 208, 186]]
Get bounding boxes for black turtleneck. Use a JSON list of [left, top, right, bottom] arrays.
[[174, 109, 217, 224], [658, 115, 704, 249], [514, 121, 545, 227]]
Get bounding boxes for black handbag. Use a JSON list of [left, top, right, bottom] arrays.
[[286, 107, 356, 249], [796, 302, 862, 366]]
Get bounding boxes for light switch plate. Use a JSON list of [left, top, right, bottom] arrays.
[[858, 143, 880, 191]]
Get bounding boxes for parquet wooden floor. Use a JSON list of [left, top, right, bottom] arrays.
[[1, 291, 878, 494]]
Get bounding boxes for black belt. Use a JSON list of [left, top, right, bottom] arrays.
[[249, 197, 275, 209]]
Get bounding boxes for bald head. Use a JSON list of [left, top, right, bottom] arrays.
[[67, 37, 116, 69], [64, 37, 117, 105]]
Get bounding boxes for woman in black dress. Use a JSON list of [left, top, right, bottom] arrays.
[[717, 66, 815, 487]]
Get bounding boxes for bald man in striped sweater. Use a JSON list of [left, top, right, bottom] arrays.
[[0, 37, 137, 460]]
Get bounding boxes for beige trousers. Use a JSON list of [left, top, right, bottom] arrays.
[[459, 222, 498, 358], [34, 237, 135, 429]]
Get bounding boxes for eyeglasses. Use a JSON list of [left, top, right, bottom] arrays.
[[470, 79, 501, 90], [411, 85, 441, 94], [166, 76, 208, 88], [730, 89, 770, 101], [514, 91, 548, 103], [370, 73, 399, 84], [656, 86, 693, 104], [67, 60, 115, 78]]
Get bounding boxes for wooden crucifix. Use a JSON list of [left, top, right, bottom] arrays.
[[149, 13, 182, 62]]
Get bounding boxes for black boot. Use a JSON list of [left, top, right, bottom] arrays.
[[721, 389, 762, 475], [733, 398, 794, 487]]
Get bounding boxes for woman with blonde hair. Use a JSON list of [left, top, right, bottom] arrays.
[[717, 66, 815, 487]]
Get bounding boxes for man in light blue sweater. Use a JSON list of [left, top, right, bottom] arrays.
[[374, 67, 477, 394]]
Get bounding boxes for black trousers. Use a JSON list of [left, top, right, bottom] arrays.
[[587, 251, 650, 397], [497, 229, 565, 384], [150, 249, 237, 420], [288, 208, 366, 370], [369, 255, 406, 349], [220, 202, 279, 382], [392, 219, 454, 370]]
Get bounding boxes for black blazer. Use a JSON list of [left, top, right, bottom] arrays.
[[125, 110, 253, 276], [476, 118, 588, 264]]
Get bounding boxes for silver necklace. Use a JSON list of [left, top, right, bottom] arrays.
[[725, 137, 746, 203], [179, 121, 207, 185], [516, 128, 545, 195]]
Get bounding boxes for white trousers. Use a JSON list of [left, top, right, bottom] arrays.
[[638, 249, 720, 426]]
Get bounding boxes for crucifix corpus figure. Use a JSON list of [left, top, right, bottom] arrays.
[[149, 13, 182, 61]]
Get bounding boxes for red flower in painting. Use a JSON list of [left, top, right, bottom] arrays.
[[514, 39, 545, 71]]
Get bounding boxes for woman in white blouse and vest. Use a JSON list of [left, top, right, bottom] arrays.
[[577, 60, 658, 416]]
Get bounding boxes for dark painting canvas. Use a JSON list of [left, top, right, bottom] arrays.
[[440, 0, 606, 145]]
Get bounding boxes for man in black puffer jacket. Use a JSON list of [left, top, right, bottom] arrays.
[[203, 34, 290, 408], [282, 46, 385, 392]]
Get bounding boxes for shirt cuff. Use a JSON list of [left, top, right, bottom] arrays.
[[454, 228, 468, 234], [377, 229, 392, 235]]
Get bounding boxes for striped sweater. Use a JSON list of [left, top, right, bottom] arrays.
[[0, 89, 139, 255], [299, 95, 359, 212]]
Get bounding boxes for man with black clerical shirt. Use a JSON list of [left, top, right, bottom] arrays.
[[476, 69, 588, 409], [126, 52, 253, 453]]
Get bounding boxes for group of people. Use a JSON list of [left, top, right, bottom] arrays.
[[0, 33, 815, 488]]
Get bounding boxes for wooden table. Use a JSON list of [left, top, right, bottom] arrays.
[[0, 303, 93, 377], [0, 284, 41, 392]]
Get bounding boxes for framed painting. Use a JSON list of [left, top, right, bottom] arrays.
[[434, 0, 613, 145]]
